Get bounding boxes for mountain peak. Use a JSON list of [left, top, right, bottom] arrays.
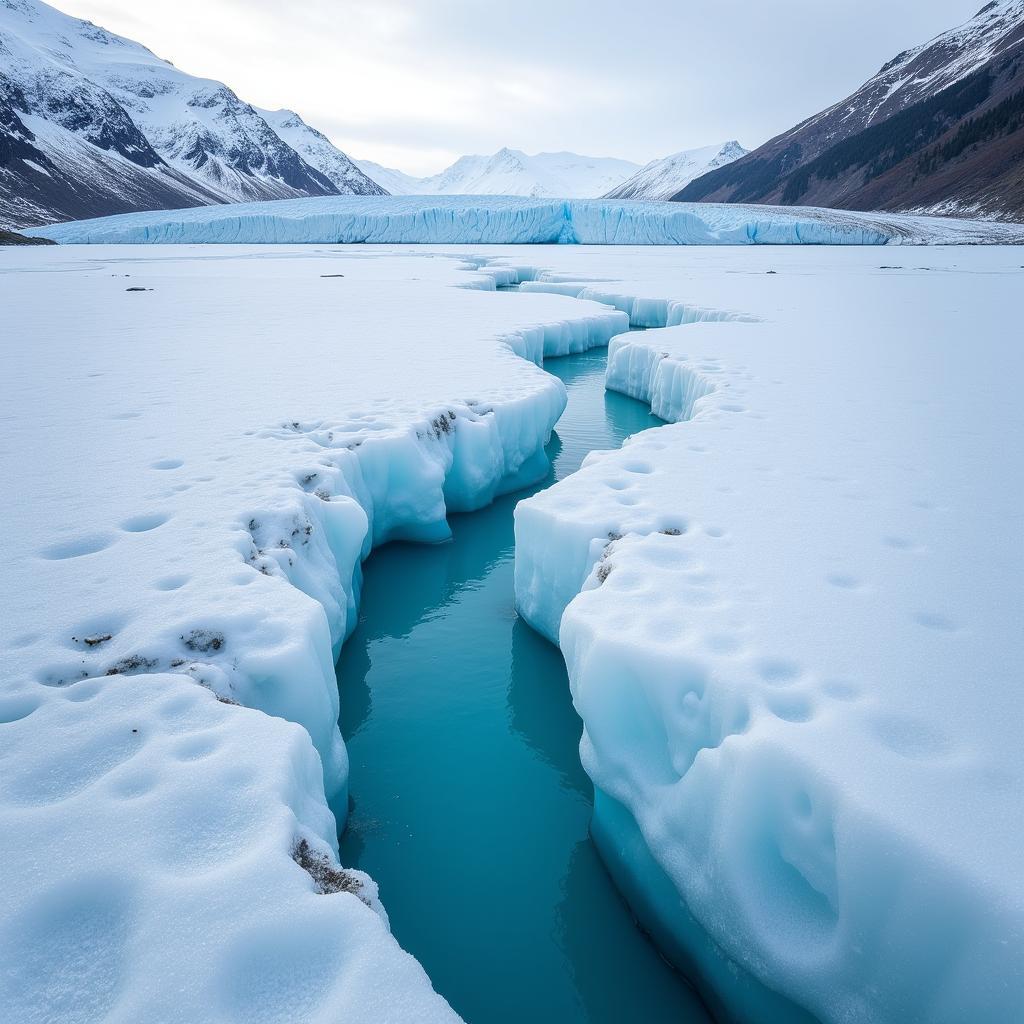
[[357, 148, 642, 198], [604, 141, 748, 201]]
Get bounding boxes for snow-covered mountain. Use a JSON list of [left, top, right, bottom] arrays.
[[0, 0, 384, 229], [258, 107, 383, 196], [352, 159, 424, 197], [603, 141, 748, 201], [679, 1, 1024, 218], [357, 148, 641, 198]]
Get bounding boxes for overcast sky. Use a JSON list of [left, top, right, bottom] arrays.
[[54, 0, 979, 175]]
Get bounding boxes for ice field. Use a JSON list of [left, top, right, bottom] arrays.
[[1, 238, 1021, 1024]]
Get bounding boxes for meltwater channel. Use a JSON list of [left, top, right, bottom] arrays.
[[335, 346, 711, 1024]]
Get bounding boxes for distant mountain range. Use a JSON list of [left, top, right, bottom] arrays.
[[678, 1, 1024, 219], [604, 141, 748, 200], [357, 143, 749, 201], [0, 0, 383, 229], [356, 149, 643, 199]]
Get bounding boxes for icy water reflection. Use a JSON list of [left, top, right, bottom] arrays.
[[336, 348, 710, 1024]]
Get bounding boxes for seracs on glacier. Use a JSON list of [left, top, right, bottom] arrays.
[[33, 194, 1024, 245], [511, 245, 1023, 1023]]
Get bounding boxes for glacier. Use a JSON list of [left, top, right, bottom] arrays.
[[511, 245, 1024, 1023], [33, 194, 1024, 246]]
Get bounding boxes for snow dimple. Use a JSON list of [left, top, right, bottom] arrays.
[[0, 874, 134, 1024], [120, 512, 170, 532], [38, 531, 117, 560], [218, 917, 345, 1024]]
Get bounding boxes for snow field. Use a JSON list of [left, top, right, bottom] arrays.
[[0, 244, 629, 1021], [33, 194, 1024, 246], [511, 246, 1023, 1023]]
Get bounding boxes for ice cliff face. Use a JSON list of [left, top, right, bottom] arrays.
[[0, 0, 384, 229], [603, 141, 748, 201], [33, 193, 1024, 245]]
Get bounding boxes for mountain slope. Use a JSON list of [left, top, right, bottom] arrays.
[[259, 108, 385, 196], [677, 1, 1024, 219], [603, 141, 748, 200], [0, 0, 383, 229], [353, 159, 424, 197], [357, 148, 641, 198]]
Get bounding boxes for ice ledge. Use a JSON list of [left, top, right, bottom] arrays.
[[514, 298, 1022, 1022], [34, 195, 1024, 245]]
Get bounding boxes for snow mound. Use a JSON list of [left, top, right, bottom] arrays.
[[34, 195, 1024, 245], [512, 246, 1023, 1023], [0, 671, 458, 1024]]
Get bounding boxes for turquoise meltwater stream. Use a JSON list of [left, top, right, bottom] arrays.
[[336, 347, 711, 1024]]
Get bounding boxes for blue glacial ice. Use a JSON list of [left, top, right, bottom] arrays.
[[34, 194, 1024, 246]]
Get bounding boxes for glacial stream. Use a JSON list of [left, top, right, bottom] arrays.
[[335, 346, 711, 1024]]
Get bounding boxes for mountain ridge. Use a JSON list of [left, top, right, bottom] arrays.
[[603, 141, 748, 201], [356, 147, 642, 198], [0, 0, 384, 229], [676, 1, 1024, 219]]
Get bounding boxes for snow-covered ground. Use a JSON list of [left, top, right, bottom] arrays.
[[0, 244, 629, 1023], [510, 246, 1024, 1023], [2, 239, 1021, 1024]]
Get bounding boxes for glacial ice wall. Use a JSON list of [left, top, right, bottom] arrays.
[[513, 250, 1024, 1024], [34, 194, 1024, 246]]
